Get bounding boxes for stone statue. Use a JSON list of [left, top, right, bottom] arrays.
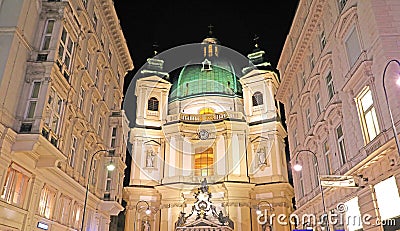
[[146, 150, 155, 167], [258, 148, 266, 165], [175, 211, 186, 227], [200, 178, 209, 193], [142, 220, 151, 231]]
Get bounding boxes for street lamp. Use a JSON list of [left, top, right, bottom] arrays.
[[81, 149, 115, 231], [292, 150, 329, 231], [134, 200, 153, 230], [382, 59, 400, 156], [256, 200, 274, 231]]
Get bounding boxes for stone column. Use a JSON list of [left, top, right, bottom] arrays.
[[223, 182, 254, 230], [359, 185, 383, 231], [156, 185, 184, 231], [22, 176, 44, 231]]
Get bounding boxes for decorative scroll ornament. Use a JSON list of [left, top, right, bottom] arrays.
[[175, 178, 234, 230]]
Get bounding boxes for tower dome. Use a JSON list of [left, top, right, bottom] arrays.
[[169, 37, 243, 102]]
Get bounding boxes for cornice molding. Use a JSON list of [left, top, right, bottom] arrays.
[[99, 0, 133, 72], [277, 0, 325, 101]]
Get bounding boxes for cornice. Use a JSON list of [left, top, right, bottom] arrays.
[[99, 0, 133, 72], [276, 0, 325, 101]]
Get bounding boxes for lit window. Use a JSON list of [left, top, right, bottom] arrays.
[[326, 72, 335, 100], [374, 176, 400, 220], [1, 165, 30, 207], [72, 202, 83, 229], [147, 97, 159, 111], [344, 197, 363, 231], [41, 20, 55, 50], [69, 136, 77, 167], [345, 27, 362, 67], [38, 186, 56, 219], [58, 195, 72, 225], [199, 107, 214, 114], [26, 81, 41, 119], [356, 87, 380, 143], [195, 148, 214, 176], [252, 92, 263, 106], [336, 124, 347, 166], [58, 28, 74, 71]]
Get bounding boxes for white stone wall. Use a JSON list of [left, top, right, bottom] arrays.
[[277, 0, 400, 230]]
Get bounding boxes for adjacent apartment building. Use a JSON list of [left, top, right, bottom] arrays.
[[0, 0, 133, 230], [277, 0, 400, 230]]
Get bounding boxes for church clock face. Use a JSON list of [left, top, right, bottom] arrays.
[[198, 129, 209, 140]]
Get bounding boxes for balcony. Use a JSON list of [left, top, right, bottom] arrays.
[[167, 111, 245, 123]]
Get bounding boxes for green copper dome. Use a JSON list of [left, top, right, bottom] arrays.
[[169, 63, 243, 102]]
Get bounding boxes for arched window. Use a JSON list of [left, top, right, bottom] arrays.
[[147, 97, 159, 111], [252, 92, 263, 106], [195, 148, 214, 176]]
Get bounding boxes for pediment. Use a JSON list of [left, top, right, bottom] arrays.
[[144, 139, 161, 146], [139, 75, 170, 84]]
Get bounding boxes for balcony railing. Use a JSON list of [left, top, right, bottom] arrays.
[[167, 111, 244, 123]]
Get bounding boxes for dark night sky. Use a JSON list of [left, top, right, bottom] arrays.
[[114, 1, 300, 92]]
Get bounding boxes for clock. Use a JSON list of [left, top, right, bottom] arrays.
[[198, 129, 209, 140]]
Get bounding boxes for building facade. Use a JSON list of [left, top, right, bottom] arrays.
[[277, 0, 400, 230], [123, 37, 294, 230], [0, 0, 133, 230]]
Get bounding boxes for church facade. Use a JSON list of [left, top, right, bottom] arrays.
[[123, 36, 294, 231]]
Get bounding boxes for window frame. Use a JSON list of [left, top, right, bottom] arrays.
[[356, 86, 380, 143], [0, 165, 30, 207], [336, 124, 347, 166], [323, 139, 332, 175], [57, 27, 74, 72], [252, 91, 264, 107], [344, 26, 362, 68], [25, 81, 41, 119], [40, 19, 55, 50], [326, 71, 335, 100], [38, 185, 57, 219], [147, 97, 159, 111], [69, 136, 77, 167]]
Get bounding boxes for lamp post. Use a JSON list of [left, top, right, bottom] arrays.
[[292, 150, 329, 231], [134, 200, 152, 231], [256, 200, 274, 231], [81, 149, 115, 231], [382, 59, 400, 156]]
